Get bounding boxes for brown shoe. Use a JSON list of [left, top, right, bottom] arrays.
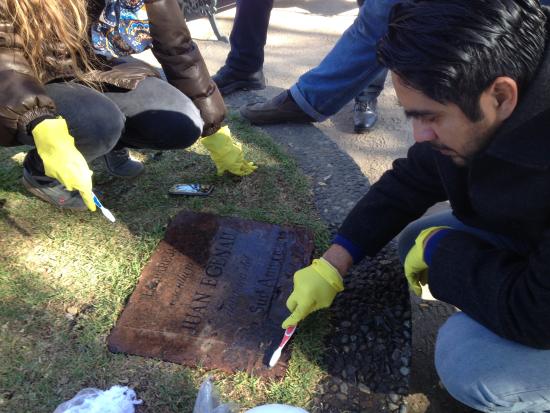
[[240, 90, 315, 125]]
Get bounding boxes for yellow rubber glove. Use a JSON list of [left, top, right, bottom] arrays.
[[32, 117, 95, 211], [200, 125, 257, 176], [404, 226, 449, 296], [282, 257, 344, 328]]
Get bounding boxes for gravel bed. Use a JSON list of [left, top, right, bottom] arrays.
[[310, 242, 411, 413]]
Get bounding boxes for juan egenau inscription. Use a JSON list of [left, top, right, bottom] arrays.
[[108, 211, 314, 377]]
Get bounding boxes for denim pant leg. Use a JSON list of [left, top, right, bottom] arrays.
[[104, 77, 204, 150], [225, 0, 274, 73], [398, 212, 547, 412], [436, 313, 550, 413], [355, 68, 389, 103], [290, 0, 399, 121], [16, 82, 125, 173]]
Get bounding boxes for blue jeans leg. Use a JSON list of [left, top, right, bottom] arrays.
[[398, 212, 547, 411], [436, 313, 550, 413], [355, 68, 388, 103], [290, 0, 399, 121], [225, 0, 274, 73]]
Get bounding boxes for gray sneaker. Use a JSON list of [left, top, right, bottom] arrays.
[[353, 99, 379, 133], [103, 148, 144, 178], [22, 167, 87, 210]]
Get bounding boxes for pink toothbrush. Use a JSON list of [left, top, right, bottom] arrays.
[[269, 326, 297, 368]]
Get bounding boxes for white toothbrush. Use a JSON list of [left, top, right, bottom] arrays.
[[92, 192, 116, 223], [269, 325, 296, 368]]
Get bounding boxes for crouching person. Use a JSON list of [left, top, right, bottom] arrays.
[[0, 0, 252, 211], [282, 0, 550, 411]]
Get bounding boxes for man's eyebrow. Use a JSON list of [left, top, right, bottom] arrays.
[[403, 109, 438, 119]]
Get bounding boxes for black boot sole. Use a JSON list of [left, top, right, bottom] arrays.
[[354, 125, 373, 133], [218, 80, 266, 96]]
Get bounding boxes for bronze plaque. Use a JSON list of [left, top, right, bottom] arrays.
[[108, 211, 314, 377]]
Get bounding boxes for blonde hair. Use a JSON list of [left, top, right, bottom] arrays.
[[1, 0, 95, 82]]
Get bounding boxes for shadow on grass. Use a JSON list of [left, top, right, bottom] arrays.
[[0, 114, 332, 412], [0, 246, 202, 413]]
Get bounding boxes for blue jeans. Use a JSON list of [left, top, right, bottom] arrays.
[[290, 0, 399, 120], [355, 68, 388, 103], [291, 0, 550, 120], [398, 211, 550, 412], [225, 1, 386, 103]]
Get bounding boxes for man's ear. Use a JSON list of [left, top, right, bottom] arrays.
[[489, 77, 518, 121]]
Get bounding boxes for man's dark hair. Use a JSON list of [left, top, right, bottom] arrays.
[[377, 0, 547, 121]]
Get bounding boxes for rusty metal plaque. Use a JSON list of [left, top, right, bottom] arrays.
[[108, 211, 314, 377]]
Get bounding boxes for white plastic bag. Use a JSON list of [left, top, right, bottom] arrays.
[[193, 378, 308, 413], [192, 378, 237, 413], [53, 385, 142, 413]]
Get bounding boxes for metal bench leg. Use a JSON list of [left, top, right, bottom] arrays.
[[206, 9, 229, 43]]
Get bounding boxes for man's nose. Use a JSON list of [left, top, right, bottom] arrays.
[[412, 119, 436, 143]]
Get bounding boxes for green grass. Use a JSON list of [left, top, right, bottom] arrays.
[[0, 114, 330, 412]]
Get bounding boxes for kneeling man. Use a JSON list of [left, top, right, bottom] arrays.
[[283, 0, 550, 411]]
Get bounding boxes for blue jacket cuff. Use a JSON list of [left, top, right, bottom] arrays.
[[333, 234, 366, 264], [423, 229, 452, 265]]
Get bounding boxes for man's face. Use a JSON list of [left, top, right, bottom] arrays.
[[392, 73, 503, 166]]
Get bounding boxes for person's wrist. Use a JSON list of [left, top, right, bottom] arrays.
[[322, 244, 353, 278], [332, 234, 365, 263]]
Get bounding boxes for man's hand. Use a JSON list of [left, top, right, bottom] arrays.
[[282, 257, 344, 328], [404, 226, 449, 296], [200, 125, 257, 176], [32, 118, 95, 211]]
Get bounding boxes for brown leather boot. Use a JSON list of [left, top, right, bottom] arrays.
[[240, 90, 315, 125]]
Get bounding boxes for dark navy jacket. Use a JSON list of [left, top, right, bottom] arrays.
[[338, 35, 550, 348]]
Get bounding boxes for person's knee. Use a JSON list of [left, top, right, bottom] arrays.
[[45, 83, 125, 159], [435, 314, 521, 412], [152, 112, 203, 149], [73, 101, 125, 160], [434, 314, 494, 410], [93, 109, 125, 153], [164, 112, 203, 148]]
